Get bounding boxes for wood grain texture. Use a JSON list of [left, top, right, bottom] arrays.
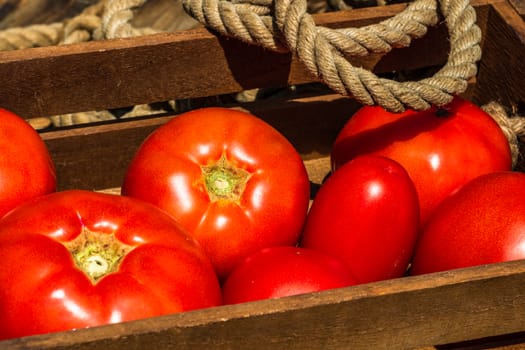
[[507, 0, 525, 18], [3, 259, 525, 349], [42, 93, 356, 190], [472, 1, 525, 109], [0, 2, 450, 119]]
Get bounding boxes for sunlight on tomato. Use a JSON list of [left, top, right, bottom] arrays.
[[411, 171, 525, 275], [331, 97, 512, 226], [0, 108, 56, 218], [0, 190, 221, 340], [300, 155, 419, 283], [122, 107, 310, 279], [222, 246, 357, 304]]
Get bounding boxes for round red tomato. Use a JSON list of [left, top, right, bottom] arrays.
[[121, 107, 310, 279], [222, 246, 357, 304], [0, 190, 221, 340], [410, 171, 525, 275], [0, 108, 56, 218], [300, 155, 419, 283], [331, 97, 512, 225]]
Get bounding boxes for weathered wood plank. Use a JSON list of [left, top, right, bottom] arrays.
[[472, 0, 525, 108], [0, 2, 452, 119], [42, 93, 357, 191], [507, 0, 525, 18], [3, 259, 525, 350]]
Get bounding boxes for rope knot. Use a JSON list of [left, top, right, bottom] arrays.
[[180, 0, 482, 112], [0, 0, 483, 114]]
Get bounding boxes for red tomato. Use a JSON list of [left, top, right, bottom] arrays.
[[300, 155, 419, 283], [121, 107, 310, 279], [222, 246, 357, 304], [410, 171, 525, 275], [331, 97, 512, 225], [0, 108, 56, 218], [0, 190, 221, 340]]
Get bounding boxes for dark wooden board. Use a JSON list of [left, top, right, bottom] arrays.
[[508, 0, 525, 18], [3, 259, 525, 350], [0, 2, 451, 119], [42, 94, 358, 191]]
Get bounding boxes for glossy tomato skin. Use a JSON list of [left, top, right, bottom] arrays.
[[121, 107, 310, 279], [300, 155, 419, 284], [0, 108, 56, 218], [0, 190, 221, 340], [331, 97, 512, 225], [411, 171, 525, 275], [222, 246, 357, 304]]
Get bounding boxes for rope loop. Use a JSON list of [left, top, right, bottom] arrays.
[[0, 0, 482, 113], [182, 0, 482, 112]]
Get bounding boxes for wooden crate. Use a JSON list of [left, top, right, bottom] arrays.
[[1, 0, 525, 348]]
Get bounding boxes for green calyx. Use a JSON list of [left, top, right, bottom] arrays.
[[201, 153, 252, 203], [65, 228, 133, 283]]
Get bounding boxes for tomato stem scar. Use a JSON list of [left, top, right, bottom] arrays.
[[64, 228, 133, 283], [201, 153, 252, 203]]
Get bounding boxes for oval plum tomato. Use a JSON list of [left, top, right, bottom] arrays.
[[0, 108, 56, 218], [222, 246, 357, 304], [121, 107, 310, 279], [331, 97, 512, 226], [411, 171, 525, 275], [0, 190, 221, 340], [300, 155, 419, 283]]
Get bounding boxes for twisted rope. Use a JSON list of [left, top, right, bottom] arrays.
[[180, 0, 481, 112], [0, 0, 157, 51], [100, 0, 158, 39], [0, 2, 105, 50], [482, 102, 525, 170], [0, 0, 480, 112]]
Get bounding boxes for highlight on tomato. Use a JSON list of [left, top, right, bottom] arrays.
[[410, 171, 525, 275], [300, 155, 420, 284], [0, 190, 222, 340], [222, 246, 357, 304], [0, 108, 56, 218], [121, 107, 311, 279], [331, 96, 512, 226]]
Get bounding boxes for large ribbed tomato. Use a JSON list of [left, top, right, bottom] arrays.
[[331, 97, 512, 225], [411, 171, 525, 275], [121, 107, 310, 279], [0, 108, 56, 218], [0, 190, 221, 340]]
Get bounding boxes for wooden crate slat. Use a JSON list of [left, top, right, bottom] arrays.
[[0, 2, 452, 119], [3, 259, 525, 349], [42, 94, 357, 190]]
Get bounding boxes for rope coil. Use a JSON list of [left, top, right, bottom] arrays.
[[181, 0, 482, 112], [0, 0, 481, 112], [1, 0, 524, 165]]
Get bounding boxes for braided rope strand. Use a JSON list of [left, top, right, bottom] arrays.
[[181, 0, 481, 112], [0, 23, 63, 51], [101, 0, 159, 39], [0, 0, 481, 114]]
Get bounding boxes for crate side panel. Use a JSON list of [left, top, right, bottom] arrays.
[[0, 4, 454, 119], [4, 260, 525, 350], [471, 2, 525, 109], [43, 95, 357, 190]]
